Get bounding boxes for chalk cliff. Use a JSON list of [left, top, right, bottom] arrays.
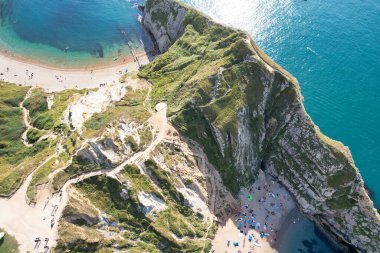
[[141, 0, 380, 252]]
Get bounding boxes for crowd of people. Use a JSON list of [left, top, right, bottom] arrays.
[[212, 174, 295, 253]]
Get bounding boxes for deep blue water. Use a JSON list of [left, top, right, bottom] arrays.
[[183, 0, 380, 252], [0, 0, 153, 68]]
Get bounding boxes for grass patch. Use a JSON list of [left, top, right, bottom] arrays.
[[58, 173, 210, 252], [121, 164, 162, 200], [172, 108, 239, 195], [138, 9, 261, 194], [83, 88, 150, 139], [62, 175, 184, 252], [51, 153, 103, 192], [26, 128, 44, 144], [153, 208, 196, 238], [24, 88, 84, 130], [27, 153, 68, 203], [0, 228, 19, 253], [144, 159, 187, 206], [125, 136, 139, 152], [328, 169, 357, 188], [0, 83, 56, 196], [326, 187, 358, 210]]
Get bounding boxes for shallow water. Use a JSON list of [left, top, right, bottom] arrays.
[[276, 210, 342, 253], [0, 0, 154, 68], [183, 0, 380, 252]]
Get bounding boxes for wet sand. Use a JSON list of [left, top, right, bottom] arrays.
[[211, 171, 296, 253]]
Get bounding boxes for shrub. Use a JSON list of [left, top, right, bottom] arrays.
[[26, 128, 44, 144]]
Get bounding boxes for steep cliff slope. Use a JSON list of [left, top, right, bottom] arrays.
[[0, 76, 234, 252], [141, 0, 380, 251]]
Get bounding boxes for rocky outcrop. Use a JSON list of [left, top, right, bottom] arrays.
[[64, 83, 127, 132], [143, 0, 187, 52], [141, 0, 380, 252], [76, 142, 112, 168], [64, 213, 99, 227]]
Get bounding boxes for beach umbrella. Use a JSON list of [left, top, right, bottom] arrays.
[[255, 222, 260, 229], [247, 194, 253, 201]]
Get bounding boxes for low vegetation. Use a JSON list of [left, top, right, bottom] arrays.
[[0, 228, 19, 253], [56, 175, 193, 252], [51, 153, 103, 192], [26, 153, 69, 203], [83, 87, 150, 139], [0, 82, 56, 196], [121, 164, 162, 199], [139, 8, 261, 194], [23, 88, 84, 130], [56, 158, 214, 252], [26, 128, 44, 144]]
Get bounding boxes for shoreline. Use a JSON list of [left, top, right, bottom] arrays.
[[0, 49, 154, 92], [211, 171, 296, 253], [272, 207, 299, 249], [0, 47, 155, 72]]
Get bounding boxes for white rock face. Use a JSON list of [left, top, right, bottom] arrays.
[[64, 83, 126, 132], [143, 0, 187, 52], [178, 187, 210, 218], [47, 95, 54, 110], [138, 191, 166, 215], [234, 107, 256, 177], [120, 189, 129, 200]]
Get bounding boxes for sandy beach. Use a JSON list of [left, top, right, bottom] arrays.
[[211, 171, 296, 253], [0, 51, 153, 92]]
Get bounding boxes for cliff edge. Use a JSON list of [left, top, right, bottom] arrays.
[[141, 0, 380, 252]]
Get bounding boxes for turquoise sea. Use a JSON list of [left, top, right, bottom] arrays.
[[0, 0, 378, 252], [0, 0, 154, 68], [183, 0, 380, 252]]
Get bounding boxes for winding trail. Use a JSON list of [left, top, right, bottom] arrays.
[[0, 149, 59, 252], [0, 103, 167, 252], [20, 88, 33, 147]]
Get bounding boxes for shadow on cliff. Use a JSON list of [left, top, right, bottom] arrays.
[[365, 184, 380, 212]]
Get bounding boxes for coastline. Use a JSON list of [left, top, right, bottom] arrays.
[[272, 207, 299, 249], [211, 171, 296, 253], [0, 49, 154, 92], [0, 46, 155, 72]]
